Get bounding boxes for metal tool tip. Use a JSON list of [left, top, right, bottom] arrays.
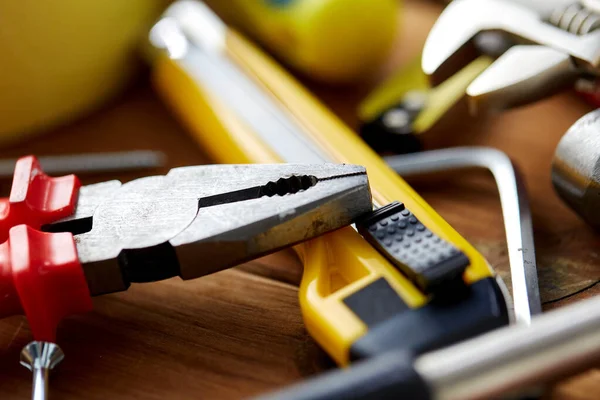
[[20, 341, 65, 371]]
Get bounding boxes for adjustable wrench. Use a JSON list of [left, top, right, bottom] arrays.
[[422, 0, 600, 113]]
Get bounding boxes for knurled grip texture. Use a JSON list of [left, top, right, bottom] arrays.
[[357, 201, 469, 293]]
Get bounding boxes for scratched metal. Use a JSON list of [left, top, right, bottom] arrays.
[[47, 164, 371, 295], [553, 109, 600, 228]]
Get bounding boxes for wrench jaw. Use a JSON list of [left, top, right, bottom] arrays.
[[422, 0, 556, 83], [423, 0, 600, 114], [422, 0, 499, 85], [171, 170, 372, 280], [466, 45, 578, 114]]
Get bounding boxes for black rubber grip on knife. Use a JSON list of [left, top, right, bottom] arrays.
[[357, 201, 469, 294]]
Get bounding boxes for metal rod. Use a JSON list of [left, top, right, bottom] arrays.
[[385, 146, 541, 324], [32, 367, 49, 400], [0, 151, 166, 178], [416, 293, 600, 400], [254, 292, 600, 400]]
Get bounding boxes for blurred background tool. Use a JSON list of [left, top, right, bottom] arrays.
[[0, 151, 166, 179], [149, 0, 510, 372], [358, 56, 492, 154], [553, 109, 600, 228], [358, 0, 600, 154], [386, 147, 540, 324], [203, 0, 398, 83], [0, 0, 167, 144], [256, 289, 600, 400], [422, 0, 600, 114], [20, 342, 64, 400]]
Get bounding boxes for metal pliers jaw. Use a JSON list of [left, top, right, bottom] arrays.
[[47, 163, 372, 296], [422, 0, 600, 114]]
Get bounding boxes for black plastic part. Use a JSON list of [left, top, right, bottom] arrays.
[[359, 96, 426, 155], [357, 201, 469, 294], [343, 278, 409, 327], [198, 175, 318, 208], [42, 216, 93, 235], [119, 242, 181, 284], [349, 277, 509, 360], [254, 350, 431, 400], [359, 113, 422, 154]]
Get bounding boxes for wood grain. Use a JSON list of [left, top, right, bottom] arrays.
[[0, 0, 598, 398]]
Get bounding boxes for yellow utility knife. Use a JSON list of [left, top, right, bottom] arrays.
[[146, 0, 509, 367]]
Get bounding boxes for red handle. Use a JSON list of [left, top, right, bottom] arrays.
[[0, 156, 92, 342], [0, 155, 80, 242], [0, 225, 92, 341]]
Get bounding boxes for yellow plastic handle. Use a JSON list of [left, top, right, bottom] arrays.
[[151, 29, 494, 366]]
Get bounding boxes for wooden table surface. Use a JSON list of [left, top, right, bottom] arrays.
[[0, 1, 599, 398]]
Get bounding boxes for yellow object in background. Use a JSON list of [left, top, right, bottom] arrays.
[[204, 0, 399, 84], [356, 54, 492, 153], [358, 56, 430, 124], [0, 0, 167, 143], [359, 55, 493, 133]]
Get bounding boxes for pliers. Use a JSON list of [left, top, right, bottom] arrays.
[[0, 155, 371, 342], [422, 0, 600, 113]]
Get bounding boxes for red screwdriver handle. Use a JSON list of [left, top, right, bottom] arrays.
[[0, 225, 92, 342], [0, 156, 91, 342], [0, 155, 80, 242]]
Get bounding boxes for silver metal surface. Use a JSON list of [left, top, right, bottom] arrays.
[[552, 109, 600, 227], [49, 164, 371, 295], [584, 0, 600, 13], [550, 2, 600, 34], [20, 342, 64, 400], [422, 0, 600, 113], [416, 293, 600, 400], [60, 181, 123, 223], [466, 44, 577, 114], [150, 0, 383, 206], [155, 0, 329, 164], [0, 151, 166, 178], [386, 147, 541, 325]]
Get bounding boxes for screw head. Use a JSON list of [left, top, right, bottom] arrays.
[[20, 341, 64, 371]]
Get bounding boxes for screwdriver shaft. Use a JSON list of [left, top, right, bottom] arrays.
[[32, 367, 49, 400]]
